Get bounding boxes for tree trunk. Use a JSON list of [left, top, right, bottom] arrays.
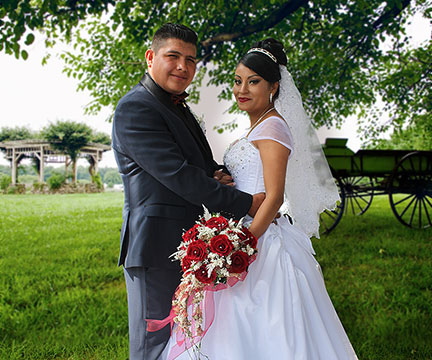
[[65, 157, 69, 183], [72, 160, 77, 183]]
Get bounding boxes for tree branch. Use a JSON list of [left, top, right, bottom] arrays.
[[350, 0, 412, 58], [200, 0, 309, 49], [372, 0, 412, 31]]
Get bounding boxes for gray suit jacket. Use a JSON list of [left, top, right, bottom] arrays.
[[112, 74, 252, 269]]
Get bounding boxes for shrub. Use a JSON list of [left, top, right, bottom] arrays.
[[0, 175, 11, 191], [91, 173, 104, 190], [32, 182, 47, 194], [47, 173, 66, 191], [6, 184, 26, 194]]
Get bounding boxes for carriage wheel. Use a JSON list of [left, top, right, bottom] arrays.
[[340, 176, 374, 216], [319, 177, 345, 235], [388, 152, 432, 229]]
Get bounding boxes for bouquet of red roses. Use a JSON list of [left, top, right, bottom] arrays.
[[171, 206, 258, 341]]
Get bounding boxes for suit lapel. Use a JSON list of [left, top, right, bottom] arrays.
[[140, 74, 214, 163]]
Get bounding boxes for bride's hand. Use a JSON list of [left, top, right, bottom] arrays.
[[213, 169, 235, 187]]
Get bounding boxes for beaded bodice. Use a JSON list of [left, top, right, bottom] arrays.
[[223, 137, 265, 195]]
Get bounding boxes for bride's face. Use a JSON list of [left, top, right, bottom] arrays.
[[233, 63, 276, 116]]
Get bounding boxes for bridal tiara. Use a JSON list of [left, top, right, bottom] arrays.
[[247, 48, 278, 63]]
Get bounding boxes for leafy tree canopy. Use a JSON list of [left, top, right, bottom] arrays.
[[91, 131, 111, 145], [41, 120, 93, 161], [0, 126, 37, 143], [1, 0, 431, 142], [365, 115, 432, 150]]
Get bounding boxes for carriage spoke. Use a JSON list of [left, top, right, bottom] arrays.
[[424, 195, 432, 209], [408, 198, 419, 226], [419, 198, 422, 228], [394, 193, 415, 206], [349, 197, 355, 215], [399, 196, 417, 218], [319, 177, 345, 235], [399, 161, 408, 173], [358, 195, 370, 204], [323, 210, 337, 221], [352, 176, 363, 185], [422, 198, 432, 226], [408, 157, 420, 181], [353, 196, 364, 213], [389, 153, 432, 229], [408, 156, 415, 172]]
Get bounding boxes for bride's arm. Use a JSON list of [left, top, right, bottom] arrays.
[[248, 139, 290, 238]]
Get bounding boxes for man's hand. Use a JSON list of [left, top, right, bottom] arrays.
[[248, 192, 266, 217], [213, 169, 235, 187]]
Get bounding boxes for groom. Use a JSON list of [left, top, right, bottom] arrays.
[[112, 23, 264, 360]]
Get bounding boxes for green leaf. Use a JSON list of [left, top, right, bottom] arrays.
[[24, 33, 35, 45], [21, 49, 28, 60]]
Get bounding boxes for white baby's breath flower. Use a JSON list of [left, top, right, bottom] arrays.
[[208, 252, 222, 261], [207, 258, 224, 272], [220, 268, 230, 277], [246, 245, 255, 256]]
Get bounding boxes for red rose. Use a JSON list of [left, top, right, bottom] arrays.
[[186, 240, 208, 261], [181, 256, 193, 273], [229, 251, 249, 273], [195, 264, 217, 284], [182, 224, 200, 242], [205, 216, 229, 230], [239, 226, 258, 248], [210, 234, 233, 256]]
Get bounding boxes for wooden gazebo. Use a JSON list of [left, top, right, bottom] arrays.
[[0, 139, 111, 184]]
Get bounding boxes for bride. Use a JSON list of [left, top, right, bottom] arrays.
[[163, 38, 358, 359]]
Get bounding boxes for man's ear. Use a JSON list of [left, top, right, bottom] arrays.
[[145, 49, 154, 69]]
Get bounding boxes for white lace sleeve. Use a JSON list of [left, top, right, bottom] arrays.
[[248, 116, 294, 157]]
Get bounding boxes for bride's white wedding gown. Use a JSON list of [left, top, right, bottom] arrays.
[[163, 116, 358, 359]]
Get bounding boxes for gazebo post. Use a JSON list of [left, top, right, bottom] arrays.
[[11, 146, 16, 185], [39, 146, 44, 183]]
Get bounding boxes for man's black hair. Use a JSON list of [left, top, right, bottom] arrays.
[[152, 23, 198, 52]]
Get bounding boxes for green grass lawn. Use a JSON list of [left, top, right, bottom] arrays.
[[0, 193, 431, 359]]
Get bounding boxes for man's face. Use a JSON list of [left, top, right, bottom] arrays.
[[146, 38, 197, 95]]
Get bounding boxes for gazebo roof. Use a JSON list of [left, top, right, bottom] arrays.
[[1, 139, 112, 185], [0, 139, 111, 159], [0, 139, 111, 149]]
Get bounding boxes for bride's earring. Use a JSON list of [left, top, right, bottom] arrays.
[[269, 93, 273, 103]]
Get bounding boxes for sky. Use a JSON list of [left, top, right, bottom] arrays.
[[0, 13, 429, 168]]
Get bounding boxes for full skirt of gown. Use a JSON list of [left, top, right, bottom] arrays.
[[163, 130, 358, 359], [163, 215, 357, 359]]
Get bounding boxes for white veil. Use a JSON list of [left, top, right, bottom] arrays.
[[275, 66, 340, 238]]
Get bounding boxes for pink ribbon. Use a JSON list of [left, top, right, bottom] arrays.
[[146, 256, 256, 359]]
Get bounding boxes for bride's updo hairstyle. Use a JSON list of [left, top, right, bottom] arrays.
[[239, 38, 287, 99]]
